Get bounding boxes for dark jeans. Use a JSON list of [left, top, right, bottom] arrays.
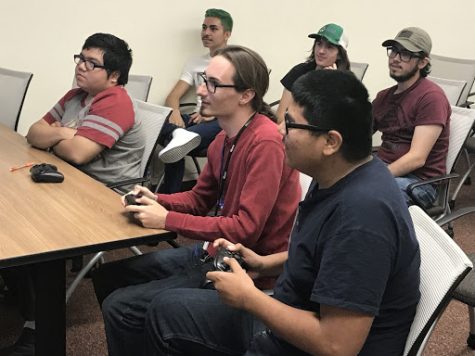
[[93, 244, 308, 356], [93, 244, 213, 355], [158, 115, 221, 194]]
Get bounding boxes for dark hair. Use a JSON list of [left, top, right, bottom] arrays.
[[205, 8, 233, 32], [420, 60, 431, 77], [291, 70, 373, 162], [82, 33, 132, 85], [214, 45, 276, 122], [307, 38, 351, 71]]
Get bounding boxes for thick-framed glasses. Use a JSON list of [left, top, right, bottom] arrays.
[[73, 54, 106, 71], [386, 47, 423, 63], [284, 111, 331, 135], [198, 72, 236, 93]]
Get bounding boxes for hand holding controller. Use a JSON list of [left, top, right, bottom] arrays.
[[124, 193, 142, 206], [213, 247, 246, 272]]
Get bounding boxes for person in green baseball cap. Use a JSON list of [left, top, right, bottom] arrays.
[[276, 23, 351, 123]]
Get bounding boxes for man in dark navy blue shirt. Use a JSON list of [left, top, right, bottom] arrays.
[[143, 70, 421, 356]]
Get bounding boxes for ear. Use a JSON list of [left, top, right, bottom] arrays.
[[239, 89, 255, 106], [418, 57, 430, 69], [322, 130, 343, 156], [224, 31, 231, 42], [109, 71, 120, 84]]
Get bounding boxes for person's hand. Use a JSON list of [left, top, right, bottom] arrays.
[[212, 238, 264, 279], [121, 185, 156, 206], [190, 112, 215, 124], [50, 121, 62, 127], [124, 195, 168, 229], [206, 258, 260, 310], [57, 127, 77, 140], [168, 111, 186, 128], [323, 63, 337, 70]]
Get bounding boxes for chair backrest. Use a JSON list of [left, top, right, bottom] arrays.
[[72, 74, 153, 102], [125, 74, 153, 101], [0, 67, 33, 131], [299, 172, 313, 201], [425, 106, 475, 217], [403, 205, 472, 356], [350, 62, 369, 81], [429, 54, 475, 107], [446, 106, 475, 174], [134, 100, 171, 177], [428, 76, 467, 106]]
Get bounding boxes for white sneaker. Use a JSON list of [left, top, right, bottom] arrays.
[[159, 128, 201, 163]]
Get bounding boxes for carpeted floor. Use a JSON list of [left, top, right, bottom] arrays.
[[0, 157, 475, 356]]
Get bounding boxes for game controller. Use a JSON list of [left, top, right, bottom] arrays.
[[30, 163, 64, 183], [213, 247, 246, 272], [124, 193, 142, 206]]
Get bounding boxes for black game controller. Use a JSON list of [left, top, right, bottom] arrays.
[[213, 247, 246, 272], [30, 163, 64, 183], [124, 193, 142, 206]]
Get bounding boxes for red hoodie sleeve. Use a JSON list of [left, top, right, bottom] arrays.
[[161, 138, 286, 246]]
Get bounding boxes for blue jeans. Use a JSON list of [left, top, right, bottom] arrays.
[[94, 244, 306, 356], [143, 289, 308, 356], [159, 115, 221, 193], [395, 174, 437, 209], [143, 288, 260, 355], [95, 244, 208, 355]]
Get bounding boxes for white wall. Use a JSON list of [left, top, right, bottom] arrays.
[[1, 0, 475, 135]]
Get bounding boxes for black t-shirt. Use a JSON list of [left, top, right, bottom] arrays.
[[273, 157, 421, 356], [280, 62, 316, 91]]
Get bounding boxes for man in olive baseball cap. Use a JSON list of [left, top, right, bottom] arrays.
[[382, 27, 432, 56], [373, 26, 451, 209]]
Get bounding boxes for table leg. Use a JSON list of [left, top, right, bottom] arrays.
[[33, 259, 66, 356]]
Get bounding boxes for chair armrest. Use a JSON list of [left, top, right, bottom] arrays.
[[406, 173, 459, 204], [107, 177, 149, 190], [407, 173, 459, 190], [269, 100, 280, 108], [178, 102, 197, 115], [179, 102, 196, 108], [437, 207, 475, 226]]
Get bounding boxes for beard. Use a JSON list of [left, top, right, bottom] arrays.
[[390, 63, 420, 83]]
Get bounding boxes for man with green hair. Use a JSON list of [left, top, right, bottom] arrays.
[[157, 8, 233, 193]]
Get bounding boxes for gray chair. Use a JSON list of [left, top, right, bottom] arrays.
[[350, 61, 369, 81], [428, 76, 467, 106], [66, 100, 175, 302], [430, 54, 475, 107], [403, 205, 472, 356], [125, 74, 153, 101], [442, 208, 475, 349], [108, 100, 171, 191], [73, 74, 153, 102], [451, 135, 475, 203], [407, 106, 475, 235], [0, 67, 33, 131]]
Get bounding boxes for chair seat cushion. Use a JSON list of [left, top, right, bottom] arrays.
[[453, 253, 475, 305]]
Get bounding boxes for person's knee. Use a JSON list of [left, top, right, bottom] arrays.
[[146, 289, 185, 328], [102, 289, 128, 322]]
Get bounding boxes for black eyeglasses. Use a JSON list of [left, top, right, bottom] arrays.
[[74, 54, 107, 71], [198, 72, 236, 93], [284, 111, 331, 135], [386, 47, 424, 63]]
